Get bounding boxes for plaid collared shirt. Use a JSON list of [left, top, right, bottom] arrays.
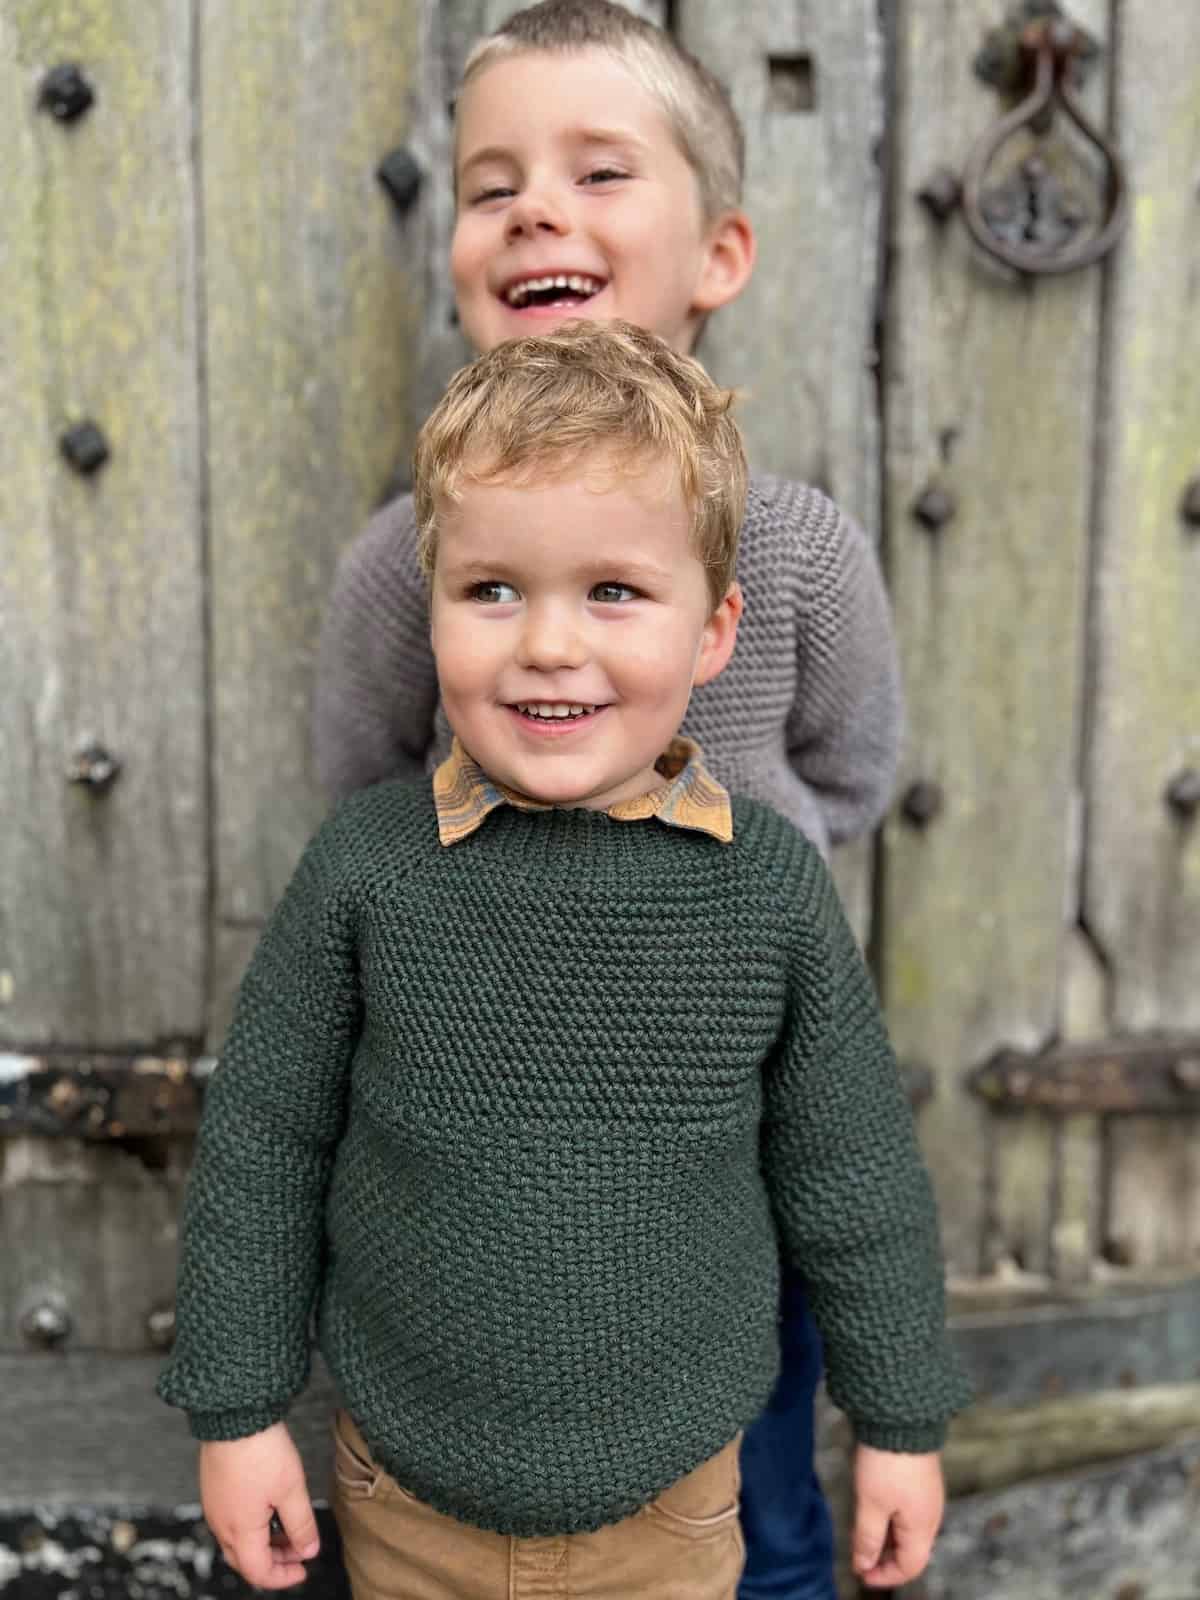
[[432, 735, 733, 848]]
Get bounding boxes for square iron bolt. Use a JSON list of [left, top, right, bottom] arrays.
[[1166, 769, 1200, 819], [60, 420, 110, 475], [902, 780, 944, 827], [38, 64, 95, 123], [912, 485, 957, 531], [377, 147, 423, 214], [917, 168, 962, 224]]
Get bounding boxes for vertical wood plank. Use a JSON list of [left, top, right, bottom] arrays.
[[0, 1, 206, 1045], [676, 0, 882, 522], [1085, 3, 1200, 1275], [205, 1, 426, 931], [881, 0, 1108, 1272], [675, 0, 884, 938], [1084, 3, 1200, 1033]]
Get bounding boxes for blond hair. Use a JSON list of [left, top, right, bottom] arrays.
[[413, 320, 746, 608], [460, 0, 743, 221]]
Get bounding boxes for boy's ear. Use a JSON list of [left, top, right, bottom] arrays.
[[693, 582, 743, 688], [691, 211, 756, 315]]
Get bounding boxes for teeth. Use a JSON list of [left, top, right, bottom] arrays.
[[516, 702, 596, 719], [504, 274, 603, 306]]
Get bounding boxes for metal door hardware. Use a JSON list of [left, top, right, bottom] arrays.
[[37, 64, 95, 123], [962, 6, 1128, 276], [971, 1037, 1200, 1111], [0, 1051, 206, 1138], [377, 146, 422, 214], [66, 742, 121, 791], [59, 420, 111, 475], [19, 1297, 73, 1349], [1166, 769, 1200, 820], [901, 781, 944, 827]]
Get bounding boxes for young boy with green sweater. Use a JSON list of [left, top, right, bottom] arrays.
[[319, 17, 903, 1585], [159, 321, 968, 1600]]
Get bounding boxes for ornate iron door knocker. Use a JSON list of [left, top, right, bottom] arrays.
[[962, 5, 1129, 276]]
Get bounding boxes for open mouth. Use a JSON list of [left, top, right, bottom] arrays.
[[502, 273, 605, 311]]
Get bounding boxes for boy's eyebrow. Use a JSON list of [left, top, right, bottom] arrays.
[[437, 553, 676, 585], [457, 145, 519, 178], [573, 555, 672, 584], [574, 127, 650, 153], [458, 127, 650, 177]]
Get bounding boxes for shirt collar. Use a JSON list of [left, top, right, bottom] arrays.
[[433, 735, 733, 848]]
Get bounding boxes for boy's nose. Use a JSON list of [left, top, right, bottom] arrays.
[[505, 185, 570, 241], [515, 607, 587, 671]]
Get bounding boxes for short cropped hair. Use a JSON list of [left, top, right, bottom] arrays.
[[413, 320, 746, 608], [461, 0, 743, 221]]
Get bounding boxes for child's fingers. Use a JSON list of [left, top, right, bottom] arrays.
[[228, 1524, 308, 1590], [273, 1489, 321, 1563], [858, 1517, 937, 1589], [857, 1554, 907, 1589], [890, 1514, 938, 1582], [851, 1502, 891, 1579]]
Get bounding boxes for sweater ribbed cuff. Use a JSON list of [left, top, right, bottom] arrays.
[[851, 1417, 948, 1455], [188, 1403, 290, 1442]]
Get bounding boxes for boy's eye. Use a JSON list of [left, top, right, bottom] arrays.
[[589, 582, 638, 603], [470, 185, 515, 205], [580, 167, 628, 186], [469, 580, 520, 604]]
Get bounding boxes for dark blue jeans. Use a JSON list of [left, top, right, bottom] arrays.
[[737, 1269, 837, 1599]]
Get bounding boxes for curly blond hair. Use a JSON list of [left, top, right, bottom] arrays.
[[413, 320, 746, 608]]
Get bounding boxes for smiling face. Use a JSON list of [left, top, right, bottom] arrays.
[[429, 453, 741, 810], [450, 48, 751, 355]]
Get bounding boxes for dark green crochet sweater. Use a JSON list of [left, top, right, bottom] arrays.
[[158, 779, 968, 1535]]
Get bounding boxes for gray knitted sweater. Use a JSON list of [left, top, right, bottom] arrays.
[[314, 475, 902, 855]]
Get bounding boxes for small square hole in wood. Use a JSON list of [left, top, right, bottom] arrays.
[[768, 54, 816, 113]]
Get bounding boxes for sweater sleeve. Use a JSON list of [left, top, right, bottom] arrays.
[[783, 487, 904, 846], [313, 493, 439, 802], [760, 860, 971, 1452], [156, 824, 361, 1440]]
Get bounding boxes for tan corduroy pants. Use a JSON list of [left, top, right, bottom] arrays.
[[331, 1409, 744, 1600]]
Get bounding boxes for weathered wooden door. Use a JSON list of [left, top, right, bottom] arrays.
[[2, 3, 1197, 1597]]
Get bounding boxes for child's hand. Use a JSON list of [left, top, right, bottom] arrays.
[[199, 1422, 320, 1589], [851, 1443, 945, 1588]]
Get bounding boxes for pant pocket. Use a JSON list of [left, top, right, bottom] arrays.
[[643, 1435, 742, 1539], [331, 1409, 386, 1502]]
